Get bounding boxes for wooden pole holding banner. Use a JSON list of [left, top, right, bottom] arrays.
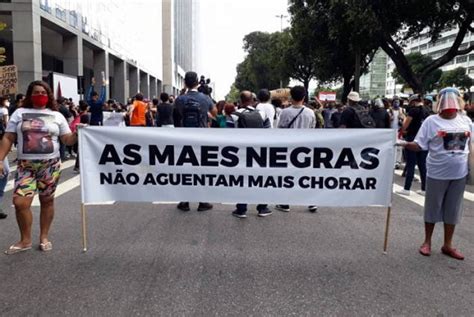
[[383, 206, 392, 254], [81, 203, 88, 252]]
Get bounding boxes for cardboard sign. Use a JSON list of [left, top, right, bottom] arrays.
[[0, 65, 18, 96], [318, 92, 336, 102]]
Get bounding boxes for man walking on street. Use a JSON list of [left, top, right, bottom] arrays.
[[174, 71, 216, 212], [275, 86, 318, 213]]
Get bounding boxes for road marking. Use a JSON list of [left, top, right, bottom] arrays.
[[32, 175, 80, 206], [393, 170, 473, 202], [393, 183, 425, 207], [4, 160, 76, 192]]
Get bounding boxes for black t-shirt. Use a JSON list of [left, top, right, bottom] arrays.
[[156, 103, 174, 127], [340, 106, 364, 128], [331, 111, 342, 128], [369, 108, 391, 128], [406, 106, 429, 140]]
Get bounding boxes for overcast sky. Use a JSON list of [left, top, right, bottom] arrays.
[[199, 0, 290, 100]]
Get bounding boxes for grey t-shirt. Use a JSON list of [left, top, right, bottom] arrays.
[[277, 106, 316, 129]]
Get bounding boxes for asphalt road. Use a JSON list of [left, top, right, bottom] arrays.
[[0, 160, 473, 316]]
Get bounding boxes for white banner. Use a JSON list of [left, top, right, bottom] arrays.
[[79, 127, 396, 207], [103, 112, 126, 127]]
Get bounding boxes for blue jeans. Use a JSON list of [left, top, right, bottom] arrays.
[[404, 149, 427, 191], [0, 159, 9, 204]]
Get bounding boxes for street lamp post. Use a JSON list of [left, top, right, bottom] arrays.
[[275, 14, 288, 32], [276, 14, 288, 88]]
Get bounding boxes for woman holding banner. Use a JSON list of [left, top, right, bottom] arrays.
[[398, 88, 472, 260], [0, 80, 78, 255]]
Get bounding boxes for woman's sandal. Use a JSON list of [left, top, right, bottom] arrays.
[[4, 244, 32, 255], [419, 244, 431, 256], [39, 241, 53, 252], [441, 246, 464, 260]]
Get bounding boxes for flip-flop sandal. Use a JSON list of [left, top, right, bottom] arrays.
[[4, 244, 32, 255], [441, 246, 464, 260], [39, 241, 53, 252], [419, 244, 431, 256], [39, 242, 53, 252]]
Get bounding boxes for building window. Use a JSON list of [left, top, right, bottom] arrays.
[[456, 55, 467, 64]]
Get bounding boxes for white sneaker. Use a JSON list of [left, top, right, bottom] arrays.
[[416, 190, 426, 196], [396, 189, 411, 196]]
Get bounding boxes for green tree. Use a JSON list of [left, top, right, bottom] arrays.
[[234, 31, 290, 92], [0, 21, 7, 64], [392, 53, 442, 93], [289, 0, 473, 94], [343, 0, 473, 93], [288, 0, 378, 102], [438, 67, 473, 90], [225, 84, 240, 103]]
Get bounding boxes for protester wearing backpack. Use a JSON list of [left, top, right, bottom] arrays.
[[339, 92, 376, 129], [174, 71, 216, 212], [231, 91, 272, 218]]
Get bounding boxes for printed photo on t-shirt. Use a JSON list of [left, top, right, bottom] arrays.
[[21, 113, 54, 154], [442, 131, 468, 152]]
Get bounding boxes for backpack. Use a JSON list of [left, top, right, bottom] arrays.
[[233, 107, 264, 128], [354, 105, 376, 128], [182, 97, 202, 127]]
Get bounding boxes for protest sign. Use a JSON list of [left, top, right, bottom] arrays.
[[0, 65, 17, 95]]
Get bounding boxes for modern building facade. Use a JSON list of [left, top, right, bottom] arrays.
[[359, 49, 387, 99], [162, 0, 201, 95], [385, 27, 474, 95], [0, 0, 200, 102]]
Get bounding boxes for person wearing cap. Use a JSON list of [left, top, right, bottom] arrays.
[[397, 87, 472, 260], [339, 91, 364, 128], [397, 94, 430, 196], [174, 71, 216, 212]]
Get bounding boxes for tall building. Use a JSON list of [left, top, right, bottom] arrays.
[[0, 0, 201, 102], [385, 27, 474, 95], [359, 49, 387, 99], [162, 0, 201, 95]]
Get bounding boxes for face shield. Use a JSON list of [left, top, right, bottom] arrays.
[[436, 88, 462, 113]]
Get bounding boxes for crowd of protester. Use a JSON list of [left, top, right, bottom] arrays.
[[0, 71, 472, 260]]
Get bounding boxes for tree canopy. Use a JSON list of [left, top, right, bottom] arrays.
[[392, 53, 442, 93], [438, 67, 473, 90], [233, 31, 290, 93]]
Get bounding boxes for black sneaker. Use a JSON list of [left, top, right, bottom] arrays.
[[308, 206, 318, 213], [258, 208, 273, 217], [177, 202, 190, 212], [197, 203, 213, 212], [232, 210, 247, 218], [0, 211, 7, 219], [275, 205, 290, 212]]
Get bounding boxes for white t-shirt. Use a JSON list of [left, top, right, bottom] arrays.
[[6, 108, 71, 160], [256, 103, 276, 128], [415, 114, 472, 180]]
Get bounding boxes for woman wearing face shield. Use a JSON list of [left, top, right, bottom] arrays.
[[398, 88, 472, 260]]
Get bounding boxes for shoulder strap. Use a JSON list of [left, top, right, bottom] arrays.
[[286, 108, 305, 128]]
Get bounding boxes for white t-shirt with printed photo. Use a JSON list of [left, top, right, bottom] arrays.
[[6, 108, 71, 160], [415, 114, 472, 180]]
